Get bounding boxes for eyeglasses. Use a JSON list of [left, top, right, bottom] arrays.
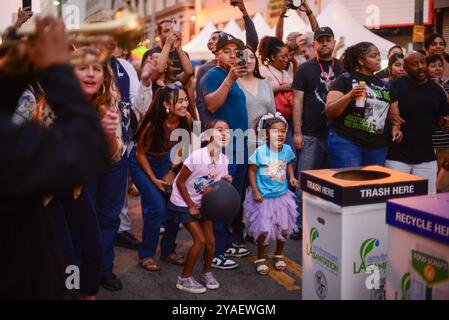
[[165, 81, 182, 90]]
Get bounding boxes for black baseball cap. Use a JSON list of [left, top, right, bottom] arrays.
[[314, 27, 335, 41], [215, 33, 244, 52]]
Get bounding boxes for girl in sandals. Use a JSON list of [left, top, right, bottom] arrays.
[[130, 84, 194, 272], [169, 119, 233, 293], [245, 113, 299, 275]]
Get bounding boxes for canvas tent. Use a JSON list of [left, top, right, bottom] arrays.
[[183, 21, 217, 61], [317, 0, 396, 59], [223, 19, 245, 41], [281, 9, 311, 41]]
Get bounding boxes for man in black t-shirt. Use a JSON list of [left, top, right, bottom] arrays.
[[386, 52, 449, 194], [290, 27, 341, 239], [142, 19, 189, 78]]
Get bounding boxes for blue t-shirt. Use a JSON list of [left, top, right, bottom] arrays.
[[202, 67, 248, 132], [249, 144, 296, 198]]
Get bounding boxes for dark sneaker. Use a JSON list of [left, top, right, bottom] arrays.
[[114, 231, 141, 250], [176, 277, 206, 294], [225, 243, 250, 257], [245, 234, 255, 244], [230, 241, 247, 248], [211, 255, 239, 270], [200, 272, 220, 290], [100, 272, 123, 291], [289, 230, 302, 241]]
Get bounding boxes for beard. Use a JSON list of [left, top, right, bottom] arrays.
[[318, 49, 333, 60]]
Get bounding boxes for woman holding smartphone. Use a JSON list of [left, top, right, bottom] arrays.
[[237, 45, 276, 153]]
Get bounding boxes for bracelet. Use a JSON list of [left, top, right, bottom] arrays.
[[169, 163, 182, 173]]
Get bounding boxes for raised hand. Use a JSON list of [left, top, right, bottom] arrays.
[[14, 7, 33, 29]]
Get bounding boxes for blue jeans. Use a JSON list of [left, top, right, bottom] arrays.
[[295, 135, 328, 229], [214, 149, 248, 257], [327, 130, 388, 168], [285, 118, 294, 151], [86, 154, 128, 275], [129, 148, 179, 259]]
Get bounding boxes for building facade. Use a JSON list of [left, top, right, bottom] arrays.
[[193, 0, 447, 51], [145, 0, 196, 46], [435, 0, 449, 41]]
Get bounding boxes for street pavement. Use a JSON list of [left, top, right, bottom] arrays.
[[97, 195, 302, 300]]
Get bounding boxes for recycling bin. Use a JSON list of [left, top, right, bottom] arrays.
[[301, 165, 427, 300], [386, 193, 449, 300]]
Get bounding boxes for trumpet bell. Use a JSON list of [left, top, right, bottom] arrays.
[[18, 9, 145, 50]]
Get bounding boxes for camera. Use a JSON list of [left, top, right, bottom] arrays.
[[289, 0, 304, 10]]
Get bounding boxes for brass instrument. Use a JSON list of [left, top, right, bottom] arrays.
[[18, 9, 144, 50], [0, 9, 144, 76]]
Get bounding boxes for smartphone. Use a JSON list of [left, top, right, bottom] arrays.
[[172, 19, 181, 33], [339, 36, 345, 43], [236, 50, 248, 68], [22, 0, 32, 10], [163, 183, 173, 194]]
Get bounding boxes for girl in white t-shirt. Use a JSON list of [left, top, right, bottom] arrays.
[[169, 120, 232, 294]]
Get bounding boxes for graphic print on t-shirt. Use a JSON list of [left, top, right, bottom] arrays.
[[343, 82, 391, 135], [262, 159, 287, 183], [314, 68, 336, 106], [193, 176, 215, 194]]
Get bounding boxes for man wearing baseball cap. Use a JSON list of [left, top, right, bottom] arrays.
[[314, 26, 334, 41], [196, 0, 259, 131], [201, 32, 250, 270], [291, 26, 341, 240]]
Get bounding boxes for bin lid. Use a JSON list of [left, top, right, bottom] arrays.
[[386, 193, 449, 246], [301, 165, 428, 207]]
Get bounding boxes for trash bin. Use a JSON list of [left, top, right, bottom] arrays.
[[301, 165, 427, 300], [386, 193, 449, 300]]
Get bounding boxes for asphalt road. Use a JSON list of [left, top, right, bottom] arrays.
[[97, 195, 302, 300]]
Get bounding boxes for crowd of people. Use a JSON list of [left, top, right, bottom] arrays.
[[1, 0, 449, 299]]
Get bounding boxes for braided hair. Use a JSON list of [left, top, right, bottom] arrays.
[[341, 42, 376, 73], [258, 36, 286, 66]]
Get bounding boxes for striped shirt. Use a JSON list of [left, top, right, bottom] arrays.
[[432, 79, 449, 148]]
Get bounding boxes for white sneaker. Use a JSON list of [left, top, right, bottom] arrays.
[[225, 246, 250, 258], [211, 255, 239, 270], [176, 276, 206, 294], [200, 272, 220, 290]]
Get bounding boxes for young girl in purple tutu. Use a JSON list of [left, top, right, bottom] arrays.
[[245, 114, 299, 275]]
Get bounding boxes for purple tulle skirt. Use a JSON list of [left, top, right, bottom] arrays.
[[244, 188, 298, 244]]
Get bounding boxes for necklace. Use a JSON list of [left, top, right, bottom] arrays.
[[317, 57, 335, 92], [208, 162, 217, 180], [207, 147, 220, 180], [267, 65, 284, 85]]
